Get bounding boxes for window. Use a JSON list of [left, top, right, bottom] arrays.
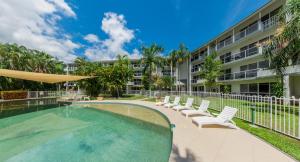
[[261, 14, 269, 22], [240, 84, 248, 93], [248, 63, 257, 70], [258, 60, 269, 69], [249, 84, 258, 94], [198, 86, 204, 92], [259, 83, 270, 95], [240, 65, 248, 71]]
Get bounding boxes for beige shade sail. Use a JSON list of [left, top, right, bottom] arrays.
[[0, 69, 94, 84]]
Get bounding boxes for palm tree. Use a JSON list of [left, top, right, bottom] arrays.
[[167, 50, 178, 91], [0, 43, 65, 91], [141, 44, 164, 92], [175, 43, 190, 91], [263, 0, 300, 97]]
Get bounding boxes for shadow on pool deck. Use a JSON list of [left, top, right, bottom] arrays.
[[171, 145, 200, 162]]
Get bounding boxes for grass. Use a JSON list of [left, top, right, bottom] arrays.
[[143, 97, 300, 161], [101, 94, 146, 100], [235, 119, 300, 161], [169, 95, 300, 138]]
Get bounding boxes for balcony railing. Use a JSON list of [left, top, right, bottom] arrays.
[[235, 22, 259, 41], [191, 68, 201, 73], [132, 65, 144, 69], [217, 37, 233, 50], [262, 15, 279, 30], [191, 53, 207, 62], [220, 46, 261, 64], [218, 69, 258, 81]]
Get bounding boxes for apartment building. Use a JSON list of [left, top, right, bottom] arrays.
[[189, 0, 300, 98], [100, 59, 174, 92]]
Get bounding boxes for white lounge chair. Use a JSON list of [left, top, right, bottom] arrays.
[[192, 106, 238, 129], [173, 98, 194, 112], [156, 96, 170, 106], [181, 100, 210, 118], [165, 96, 180, 108]]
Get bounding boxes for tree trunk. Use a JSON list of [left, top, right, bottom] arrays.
[[170, 61, 173, 91]]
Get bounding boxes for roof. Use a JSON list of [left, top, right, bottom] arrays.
[[0, 69, 93, 84]]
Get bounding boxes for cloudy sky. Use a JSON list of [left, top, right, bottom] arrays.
[[0, 0, 269, 62]]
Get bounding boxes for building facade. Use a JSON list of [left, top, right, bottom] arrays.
[[188, 0, 300, 98], [65, 0, 299, 98], [100, 59, 175, 92]]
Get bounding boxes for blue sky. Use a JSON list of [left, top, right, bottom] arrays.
[[0, 0, 269, 62]]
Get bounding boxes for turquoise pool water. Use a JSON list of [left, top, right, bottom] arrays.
[[0, 103, 172, 162]]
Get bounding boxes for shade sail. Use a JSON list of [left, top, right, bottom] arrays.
[[0, 69, 93, 84]]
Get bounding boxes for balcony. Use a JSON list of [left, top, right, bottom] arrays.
[[196, 79, 205, 84], [132, 65, 144, 69], [191, 68, 201, 74], [234, 21, 259, 42], [191, 53, 207, 62], [162, 71, 175, 76], [217, 37, 233, 50], [218, 69, 258, 81], [220, 46, 262, 65], [262, 15, 279, 30], [127, 82, 134, 86]]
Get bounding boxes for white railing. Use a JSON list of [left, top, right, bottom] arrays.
[[26, 91, 70, 99], [220, 46, 261, 64], [218, 69, 258, 81], [217, 37, 233, 50], [262, 15, 279, 30], [0, 91, 83, 101], [235, 22, 259, 41], [127, 90, 300, 139]]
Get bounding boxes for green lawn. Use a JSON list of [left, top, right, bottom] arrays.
[[235, 119, 300, 161], [167, 95, 300, 138], [101, 94, 146, 100], [144, 97, 300, 161]]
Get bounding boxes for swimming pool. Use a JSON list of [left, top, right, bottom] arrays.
[[0, 102, 172, 162]]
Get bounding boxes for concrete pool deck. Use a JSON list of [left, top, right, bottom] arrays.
[[79, 100, 297, 162]]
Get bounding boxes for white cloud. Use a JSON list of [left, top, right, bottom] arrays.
[[84, 12, 140, 61], [84, 34, 100, 43], [0, 0, 79, 62]]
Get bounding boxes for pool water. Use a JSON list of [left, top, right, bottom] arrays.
[[0, 103, 172, 162]]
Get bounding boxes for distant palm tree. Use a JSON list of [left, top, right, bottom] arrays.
[[175, 43, 190, 91], [141, 44, 164, 91], [167, 50, 178, 91]]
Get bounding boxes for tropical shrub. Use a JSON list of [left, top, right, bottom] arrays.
[[0, 43, 64, 91]]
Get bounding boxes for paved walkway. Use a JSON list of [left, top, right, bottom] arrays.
[[81, 100, 296, 162]]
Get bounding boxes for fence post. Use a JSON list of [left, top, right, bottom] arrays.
[[251, 103, 256, 125], [270, 96, 273, 130]]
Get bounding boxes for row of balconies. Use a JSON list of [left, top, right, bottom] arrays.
[[216, 15, 278, 50], [191, 52, 207, 62], [192, 64, 300, 84], [218, 69, 258, 81], [127, 81, 143, 86], [219, 46, 262, 65]]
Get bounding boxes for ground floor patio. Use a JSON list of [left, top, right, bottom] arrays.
[[91, 100, 296, 162]]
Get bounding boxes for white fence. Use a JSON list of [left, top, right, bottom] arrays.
[[127, 90, 300, 139], [0, 91, 78, 101]]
